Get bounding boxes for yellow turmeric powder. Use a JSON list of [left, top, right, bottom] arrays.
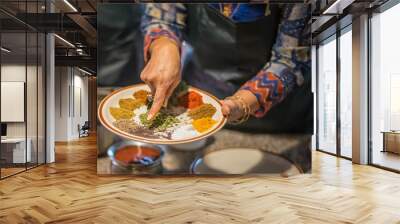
[[192, 117, 217, 133], [133, 90, 150, 103], [119, 98, 144, 111], [110, 107, 134, 120]]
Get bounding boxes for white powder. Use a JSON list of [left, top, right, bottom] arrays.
[[172, 125, 198, 140], [133, 105, 148, 125], [130, 105, 199, 140], [176, 113, 191, 124]]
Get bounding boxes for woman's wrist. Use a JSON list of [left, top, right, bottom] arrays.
[[233, 90, 260, 115], [150, 36, 180, 56], [224, 90, 260, 124]]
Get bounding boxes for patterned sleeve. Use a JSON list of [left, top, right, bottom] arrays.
[[141, 3, 187, 63], [240, 4, 311, 118]]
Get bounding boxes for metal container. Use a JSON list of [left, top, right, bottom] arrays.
[[107, 141, 164, 175]]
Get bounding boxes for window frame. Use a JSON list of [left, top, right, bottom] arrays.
[[315, 23, 353, 161], [367, 0, 400, 173], [0, 1, 48, 180]]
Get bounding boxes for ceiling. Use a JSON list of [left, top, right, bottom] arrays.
[[1, 32, 45, 64], [1, 0, 394, 73], [1, 0, 97, 73], [312, 0, 391, 44]]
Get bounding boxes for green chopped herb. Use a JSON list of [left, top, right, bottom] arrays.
[[139, 111, 179, 132]]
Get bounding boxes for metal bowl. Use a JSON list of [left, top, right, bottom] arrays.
[[190, 147, 302, 176], [107, 141, 164, 174]]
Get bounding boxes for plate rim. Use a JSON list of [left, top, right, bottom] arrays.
[[98, 83, 227, 145]]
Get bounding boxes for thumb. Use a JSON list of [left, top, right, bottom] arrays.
[[147, 87, 167, 120], [221, 100, 231, 117]]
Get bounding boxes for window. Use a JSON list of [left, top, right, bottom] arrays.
[[339, 28, 352, 158], [317, 36, 337, 154], [316, 26, 353, 159], [370, 2, 400, 171], [0, 1, 47, 179]]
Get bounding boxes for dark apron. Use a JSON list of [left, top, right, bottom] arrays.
[[182, 5, 313, 134], [98, 4, 144, 87]]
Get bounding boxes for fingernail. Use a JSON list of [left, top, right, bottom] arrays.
[[147, 113, 153, 120]]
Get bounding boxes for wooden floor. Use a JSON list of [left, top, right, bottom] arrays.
[[1, 135, 400, 224], [1, 167, 26, 178], [1, 164, 43, 178], [372, 150, 400, 171]]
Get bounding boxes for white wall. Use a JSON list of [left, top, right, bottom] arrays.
[[72, 73, 89, 138], [54, 67, 89, 141], [1, 65, 26, 139], [55, 67, 69, 141], [1, 65, 41, 138]]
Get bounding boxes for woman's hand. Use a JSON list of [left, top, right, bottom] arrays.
[[140, 37, 181, 120], [221, 90, 260, 123]]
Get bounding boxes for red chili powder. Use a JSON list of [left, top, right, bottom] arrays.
[[115, 146, 160, 164], [179, 91, 203, 109]]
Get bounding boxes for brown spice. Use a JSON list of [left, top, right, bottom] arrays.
[[119, 98, 144, 111], [113, 119, 139, 134], [188, 103, 217, 120]]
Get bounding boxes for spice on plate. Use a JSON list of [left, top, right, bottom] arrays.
[[169, 81, 189, 107], [110, 107, 134, 120], [133, 90, 150, 103], [119, 98, 144, 111], [179, 91, 203, 109], [188, 103, 217, 120], [113, 119, 139, 134], [192, 117, 217, 133], [139, 111, 179, 132]]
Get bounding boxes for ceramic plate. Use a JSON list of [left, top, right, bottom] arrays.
[[98, 83, 226, 145]]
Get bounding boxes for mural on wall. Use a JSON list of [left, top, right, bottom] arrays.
[[97, 3, 313, 176]]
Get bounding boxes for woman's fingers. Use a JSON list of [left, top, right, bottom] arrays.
[[148, 84, 156, 97], [140, 65, 155, 96], [147, 87, 168, 120], [221, 100, 231, 117]]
